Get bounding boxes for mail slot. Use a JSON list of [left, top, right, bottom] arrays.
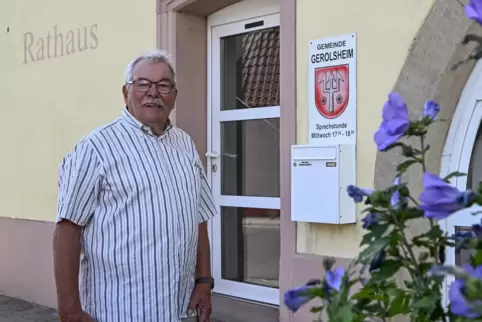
[[291, 144, 356, 225]]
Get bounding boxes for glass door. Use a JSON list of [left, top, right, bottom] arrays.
[[443, 101, 482, 305], [208, 13, 280, 305]]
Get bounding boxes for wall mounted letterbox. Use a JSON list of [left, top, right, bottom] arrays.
[[291, 144, 356, 224]]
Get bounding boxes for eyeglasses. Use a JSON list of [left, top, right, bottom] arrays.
[[127, 79, 175, 94]]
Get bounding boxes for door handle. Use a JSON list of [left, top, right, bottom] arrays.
[[206, 151, 220, 158]]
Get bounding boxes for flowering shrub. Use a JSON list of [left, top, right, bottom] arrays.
[[283, 1, 482, 321]]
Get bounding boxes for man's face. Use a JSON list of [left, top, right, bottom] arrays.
[[123, 59, 177, 127]]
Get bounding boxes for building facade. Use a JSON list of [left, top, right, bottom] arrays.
[[1, 0, 481, 321]]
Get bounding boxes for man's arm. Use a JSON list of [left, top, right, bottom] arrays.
[[188, 149, 218, 321], [195, 158, 217, 280], [53, 220, 83, 317], [53, 141, 101, 319], [196, 222, 211, 279]]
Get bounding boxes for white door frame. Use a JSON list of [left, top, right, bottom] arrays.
[[206, 0, 280, 305], [440, 59, 482, 306]]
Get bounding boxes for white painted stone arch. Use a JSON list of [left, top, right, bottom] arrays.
[[440, 58, 482, 305]]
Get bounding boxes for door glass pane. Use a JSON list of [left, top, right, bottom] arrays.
[[221, 118, 280, 197], [455, 226, 475, 266], [456, 123, 482, 267], [220, 27, 280, 110], [468, 122, 482, 190], [221, 206, 280, 288]]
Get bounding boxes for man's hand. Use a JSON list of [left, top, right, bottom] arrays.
[[58, 310, 95, 322], [188, 283, 212, 322], [54, 221, 91, 322]]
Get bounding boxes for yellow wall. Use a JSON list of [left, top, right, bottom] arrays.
[[296, 0, 435, 258], [0, 0, 157, 221]]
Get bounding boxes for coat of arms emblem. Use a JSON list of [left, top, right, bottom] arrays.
[[314, 64, 349, 119]]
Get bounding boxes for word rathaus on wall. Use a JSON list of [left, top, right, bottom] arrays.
[[23, 24, 98, 64]]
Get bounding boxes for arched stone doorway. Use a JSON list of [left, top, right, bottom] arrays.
[[439, 57, 482, 304], [373, 0, 482, 313]]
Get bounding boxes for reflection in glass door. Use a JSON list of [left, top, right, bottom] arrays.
[[208, 14, 280, 305]]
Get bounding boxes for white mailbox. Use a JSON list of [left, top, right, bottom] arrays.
[[291, 144, 356, 225]]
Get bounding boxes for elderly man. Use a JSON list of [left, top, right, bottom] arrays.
[[53, 50, 217, 322]]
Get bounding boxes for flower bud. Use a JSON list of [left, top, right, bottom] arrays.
[[305, 279, 321, 286], [399, 186, 410, 197], [402, 145, 414, 157], [418, 252, 429, 262], [369, 250, 386, 272], [322, 257, 335, 272]]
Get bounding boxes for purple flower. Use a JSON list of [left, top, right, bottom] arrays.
[[427, 265, 446, 278], [374, 92, 410, 151], [283, 285, 313, 312], [347, 185, 373, 203], [466, 0, 482, 25], [390, 176, 403, 207], [361, 213, 380, 229], [449, 264, 482, 318], [450, 231, 474, 251], [325, 267, 346, 292], [419, 172, 467, 220], [450, 231, 474, 242], [473, 221, 482, 239], [423, 100, 441, 120]]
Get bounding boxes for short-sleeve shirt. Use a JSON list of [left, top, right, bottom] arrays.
[[56, 108, 217, 322]]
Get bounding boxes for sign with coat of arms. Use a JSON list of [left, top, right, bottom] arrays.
[[308, 33, 357, 145]]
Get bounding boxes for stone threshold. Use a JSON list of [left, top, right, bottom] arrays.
[[212, 294, 279, 322], [0, 294, 278, 321]]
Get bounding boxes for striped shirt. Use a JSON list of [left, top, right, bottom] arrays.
[[56, 108, 217, 322]]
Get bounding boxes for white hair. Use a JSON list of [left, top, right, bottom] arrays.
[[124, 49, 176, 84]]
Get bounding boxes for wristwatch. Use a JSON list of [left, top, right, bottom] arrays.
[[195, 276, 215, 290]]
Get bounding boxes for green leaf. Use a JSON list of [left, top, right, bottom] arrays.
[[360, 224, 390, 246], [351, 286, 375, 300], [358, 236, 391, 262], [425, 224, 444, 239], [444, 171, 467, 183], [413, 224, 444, 243], [371, 260, 403, 281], [400, 207, 424, 221], [411, 296, 436, 310], [401, 145, 415, 157], [385, 142, 422, 155], [397, 159, 418, 173], [419, 262, 434, 274], [478, 182, 482, 198], [305, 285, 324, 298], [387, 290, 409, 317], [360, 302, 384, 313], [310, 306, 323, 313], [333, 305, 355, 322], [371, 223, 390, 237], [369, 190, 390, 207], [384, 142, 406, 151], [473, 249, 482, 267], [471, 209, 482, 216]]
